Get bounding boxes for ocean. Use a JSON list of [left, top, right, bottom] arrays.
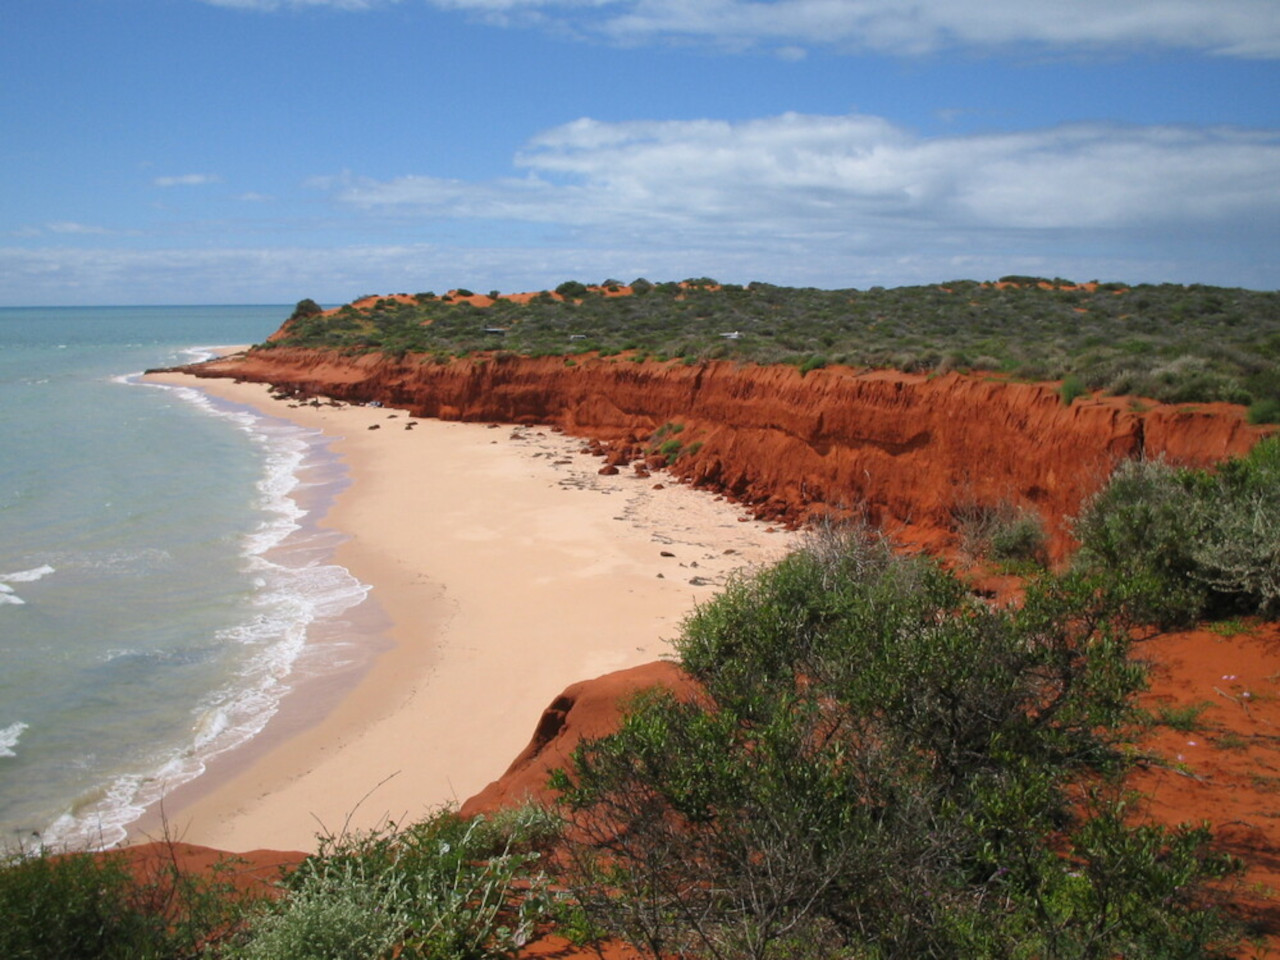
[[0, 305, 371, 851]]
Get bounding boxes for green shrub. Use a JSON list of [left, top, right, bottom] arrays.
[[553, 524, 1235, 959], [0, 843, 251, 960], [1074, 437, 1280, 622], [238, 808, 555, 960], [1248, 397, 1280, 424], [1060, 373, 1088, 405], [798, 354, 828, 375], [954, 500, 1048, 566]]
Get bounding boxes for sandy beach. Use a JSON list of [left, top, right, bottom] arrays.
[[135, 369, 797, 853]]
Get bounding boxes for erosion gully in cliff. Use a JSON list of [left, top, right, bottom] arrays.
[[182, 347, 1266, 560]]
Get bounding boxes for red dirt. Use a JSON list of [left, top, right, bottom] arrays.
[[187, 350, 1267, 560], [167, 339, 1277, 956], [1129, 622, 1280, 952], [461, 662, 696, 818]]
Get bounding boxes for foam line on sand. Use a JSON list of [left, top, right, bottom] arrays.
[[135, 372, 796, 852]]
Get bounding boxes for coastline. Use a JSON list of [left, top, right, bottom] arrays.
[[135, 370, 797, 852]]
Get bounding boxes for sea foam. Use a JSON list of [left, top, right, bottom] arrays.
[[0, 565, 55, 606], [39, 377, 371, 850], [0, 722, 29, 758]]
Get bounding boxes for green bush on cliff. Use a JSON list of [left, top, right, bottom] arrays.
[[552, 523, 1239, 959], [1073, 435, 1280, 624], [0, 842, 252, 959], [234, 806, 556, 960]]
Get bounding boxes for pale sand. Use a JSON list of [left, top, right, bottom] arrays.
[[135, 370, 798, 853]]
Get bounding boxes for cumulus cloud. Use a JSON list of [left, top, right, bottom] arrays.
[[153, 173, 223, 187], [328, 112, 1280, 241]]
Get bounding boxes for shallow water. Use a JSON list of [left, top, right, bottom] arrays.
[[0, 306, 371, 850]]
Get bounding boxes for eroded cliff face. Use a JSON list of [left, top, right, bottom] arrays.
[[188, 347, 1265, 557]]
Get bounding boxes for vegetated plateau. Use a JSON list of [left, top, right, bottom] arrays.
[[273, 277, 1280, 422], [8, 277, 1280, 958]]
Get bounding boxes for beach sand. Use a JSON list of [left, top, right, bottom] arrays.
[[135, 371, 797, 853]]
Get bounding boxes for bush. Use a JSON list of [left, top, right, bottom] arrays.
[[1248, 397, 1280, 424], [555, 280, 589, 300], [1074, 437, 1280, 622], [954, 500, 1048, 567], [290, 298, 323, 319], [0, 843, 251, 959], [237, 808, 556, 960], [1060, 373, 1088, 406], [552, 524, 1236, 959]]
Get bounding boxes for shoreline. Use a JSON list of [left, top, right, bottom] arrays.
[[134, 371, 797, 853]]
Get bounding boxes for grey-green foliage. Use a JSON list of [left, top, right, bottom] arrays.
[[272, 279, 1280, 408], [235, 807, 557, 960], [954, 500, 1049, 567], [553, 524, 1237, 959], [235, 859, 411, 960], [1073, 435, 1280, 623]]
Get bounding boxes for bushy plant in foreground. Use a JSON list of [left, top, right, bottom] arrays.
[[553, 524, 1239, 959], [233, 806, 557, 960], [0, 842, 252, 960]]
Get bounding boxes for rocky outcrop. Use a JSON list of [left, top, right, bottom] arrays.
[[459, 662, 696, 818], [183, 348, 1265, 557]]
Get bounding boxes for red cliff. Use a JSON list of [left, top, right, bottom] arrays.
[[189, 348, 1265, 558]]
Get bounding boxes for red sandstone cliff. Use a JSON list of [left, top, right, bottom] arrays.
[[187, 348, 1266, 558]]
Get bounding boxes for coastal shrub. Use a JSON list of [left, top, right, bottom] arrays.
[[1248, 397, 1280, 424], [1071, 458, 1207, 627], [552, 524, 1236, 959], [1074, 436, 1280, 622], [555, 280, 589, 300], [0, 843, 251, 960], [236, 807, 555, 960], [954, 500, 1048, 567], [1060, 373, 1088, 406]]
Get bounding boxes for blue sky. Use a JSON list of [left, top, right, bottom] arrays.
[[3, 0, 1278, 304]]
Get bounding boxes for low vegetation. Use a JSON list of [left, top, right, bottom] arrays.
[[270, 277, 1280, 411], [7, 345, 1277, 955], [553, 522, 1242, 959], [1072, 435, 1280, 626]]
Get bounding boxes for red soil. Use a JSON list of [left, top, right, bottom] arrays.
[[167, 340, 1277, 956], [189, 350, 1267, 560]]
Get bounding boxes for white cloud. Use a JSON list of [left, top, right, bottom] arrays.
[[329, 112, 1280, 238], [200, 0, 1280, 58], [154, 173, 223, 187], [45, 221, 115, 235]]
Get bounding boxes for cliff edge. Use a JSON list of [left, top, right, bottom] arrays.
[[183, 347, 1266, 558]]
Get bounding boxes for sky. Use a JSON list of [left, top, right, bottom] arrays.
[[3, 0, 1278, 305]]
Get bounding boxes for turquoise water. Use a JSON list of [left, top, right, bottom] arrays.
[[0, 306, 370, 850]]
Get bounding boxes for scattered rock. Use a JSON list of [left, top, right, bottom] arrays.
[[368, 424, 381, 430], [660, 551, 675, 558], [689, 576, 713, 586], [652, 483, 665, 490], [598, 465, 620, 476]]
